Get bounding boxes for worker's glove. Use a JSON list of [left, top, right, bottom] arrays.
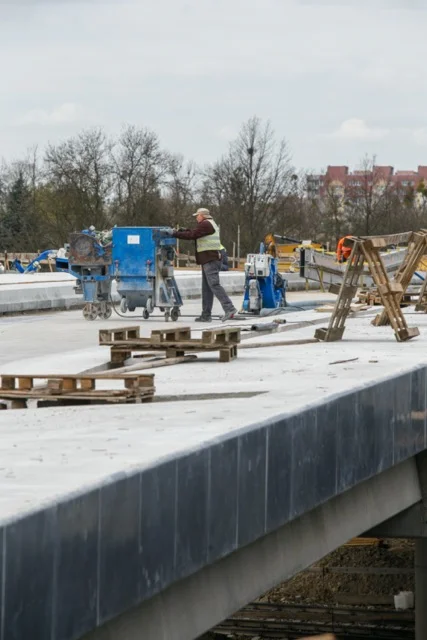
[[160, 228, 174, 237]]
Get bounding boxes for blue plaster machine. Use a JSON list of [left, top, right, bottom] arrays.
[[68, 226, 182, 321]]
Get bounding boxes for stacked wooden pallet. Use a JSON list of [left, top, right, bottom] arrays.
[[358, 288, 420, 307], [99, 325, 241, 364], [0, 372, 155, 409]]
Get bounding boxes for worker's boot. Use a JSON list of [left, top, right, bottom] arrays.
[[195, 314, 212, 322], [221, 308, 238, 322]]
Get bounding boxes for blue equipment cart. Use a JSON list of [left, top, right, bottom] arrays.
[[68, 226, 182, 321]]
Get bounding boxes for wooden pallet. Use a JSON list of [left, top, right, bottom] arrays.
[[0, 372, 155, 409], [99, 326, 240, 364], [315, 234, 420, 342]]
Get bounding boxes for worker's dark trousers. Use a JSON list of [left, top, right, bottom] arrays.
[[202, 260, 235, 316]]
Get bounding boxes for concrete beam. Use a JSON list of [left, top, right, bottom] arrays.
[[366, 452, 427, 538], [82, 458, 421, 640]]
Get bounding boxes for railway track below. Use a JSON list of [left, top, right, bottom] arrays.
[[213, 602, 414, 639]]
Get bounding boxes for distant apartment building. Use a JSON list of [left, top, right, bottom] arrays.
[[307, 166, 427, 202]]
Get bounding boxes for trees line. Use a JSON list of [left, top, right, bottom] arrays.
[[1, 116, 425, 255]]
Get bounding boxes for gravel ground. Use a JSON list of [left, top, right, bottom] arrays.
[[204, 539, 414, 639], [263, 539, 414, 605]]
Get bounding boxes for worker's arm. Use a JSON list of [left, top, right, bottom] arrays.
[[336, 238, 343, 260], [173, 220, 214, 241]]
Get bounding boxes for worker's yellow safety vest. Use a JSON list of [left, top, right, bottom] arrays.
[[196, 219, 222, 253]]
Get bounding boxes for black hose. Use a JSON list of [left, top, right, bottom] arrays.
[[109, 295, 147, 319]]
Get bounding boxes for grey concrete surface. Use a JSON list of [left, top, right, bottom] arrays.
[[3, 299, 427, 640]]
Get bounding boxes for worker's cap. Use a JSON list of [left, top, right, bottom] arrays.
[[193, 208, 211, 217]]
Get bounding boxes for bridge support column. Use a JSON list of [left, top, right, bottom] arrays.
[[416, 539, 427, 640]]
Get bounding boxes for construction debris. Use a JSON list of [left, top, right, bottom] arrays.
[[100, 354, 198, 375], [240, 338, 319, 350], [328, 357, 359, 365]]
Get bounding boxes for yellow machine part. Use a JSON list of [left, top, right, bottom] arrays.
[[264, 234, 323, 272], [344, 537, 383, 547]]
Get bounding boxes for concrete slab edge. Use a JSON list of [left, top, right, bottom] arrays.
[[0, 362, 426, 640]]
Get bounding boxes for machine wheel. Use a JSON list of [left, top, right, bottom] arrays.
[[146, 297, 153, 314], [83, 303, 98, 321], [98, 304, 112, 320], [170, 307, 180, 322], [120, 298, 128, 313], [164, 310, 170, 322], [143, 309, 150, 320]]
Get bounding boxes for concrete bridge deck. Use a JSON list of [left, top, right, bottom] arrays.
[[1, 299, 427, 640]]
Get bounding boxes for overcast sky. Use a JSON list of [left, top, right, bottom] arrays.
[[1, 0, 427, 172]]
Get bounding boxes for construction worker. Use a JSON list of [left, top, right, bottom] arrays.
[[336, 236, 353, 263], [164, 208, 237, 322]]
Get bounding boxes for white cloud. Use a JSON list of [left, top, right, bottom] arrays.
[[217, 126, 237, 141], [331, 119, 390, 141], [412, 128, 427, 146], [16, 103, 81, 126]]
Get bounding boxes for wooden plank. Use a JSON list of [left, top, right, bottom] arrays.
[[360, 231, 413, 246], [97, 355, 197, 375], [0, 373, 152, 380], [0, 389, 154, 401], [240, 338, 319, 349]]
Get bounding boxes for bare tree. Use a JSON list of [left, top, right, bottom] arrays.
[[110, 125, 166, 226], [202, 116, 294, 253], [345, 155, 395, 236], [42, 129, 112, 245], [161, 154, 197, 227]]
